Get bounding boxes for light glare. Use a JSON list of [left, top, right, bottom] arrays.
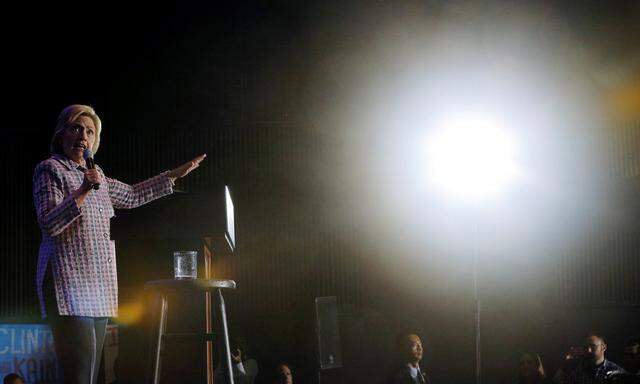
[[426, 116, 517, 200]]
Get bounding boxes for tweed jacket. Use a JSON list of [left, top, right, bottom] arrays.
[[33, 154, 174, 317]]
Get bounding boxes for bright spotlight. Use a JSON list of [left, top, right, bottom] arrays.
[[426, 115, 518, 200]]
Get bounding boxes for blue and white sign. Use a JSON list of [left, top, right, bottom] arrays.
[[0, 324, 57, 384]]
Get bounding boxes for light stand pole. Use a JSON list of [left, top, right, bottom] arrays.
[[425, 115, 515, 384], [473, 221, 481, 384]]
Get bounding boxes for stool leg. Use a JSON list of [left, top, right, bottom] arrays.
[[153, 294, 168, 384], [217, 289, 234, 384]]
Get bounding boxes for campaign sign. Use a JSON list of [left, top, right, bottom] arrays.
[[0, 324, 57, 383]]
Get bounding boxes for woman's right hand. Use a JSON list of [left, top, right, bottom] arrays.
[[72, 169, 103, 206], [81, 168, 103, 192]]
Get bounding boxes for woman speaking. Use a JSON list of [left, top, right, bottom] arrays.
[[33, 104, 205, 384]]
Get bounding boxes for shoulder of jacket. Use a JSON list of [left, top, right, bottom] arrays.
[[35, 158, 61, 172]]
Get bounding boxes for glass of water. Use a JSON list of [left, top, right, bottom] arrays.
[[173, 251, 197, 279]]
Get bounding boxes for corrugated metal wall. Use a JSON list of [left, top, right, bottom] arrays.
[[557, 228, 640, 305], [1, 135, 40, 319], [555, 120, 640, 306]]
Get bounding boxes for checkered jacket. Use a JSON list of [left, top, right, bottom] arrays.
[[33, 154, 174, 317]]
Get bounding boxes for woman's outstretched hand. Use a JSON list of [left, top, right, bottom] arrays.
[[167, 154, 207, 182]]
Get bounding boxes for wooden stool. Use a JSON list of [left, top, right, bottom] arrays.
[[144, 279, 237, 384]]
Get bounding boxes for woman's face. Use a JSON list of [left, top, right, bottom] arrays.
[[60, 115, 96, 163], [519, 354, 539, 376]]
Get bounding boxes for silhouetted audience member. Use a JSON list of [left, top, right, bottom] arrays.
[[599, 338, 640, 384], [623, 339, 640, 376], [388, 333, 432, 384], [215, 337, 259, 384], [554, 346, 586, 384], [273, 362, 293, 384], [3, 374, 25, 384], [518, 352, 553, 384], [555, 334, 626, 384]]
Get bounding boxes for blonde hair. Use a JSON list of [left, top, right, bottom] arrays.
[[50, 104, 102, 155]]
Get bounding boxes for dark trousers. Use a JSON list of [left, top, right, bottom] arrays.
[[44, 268, 108, 384]]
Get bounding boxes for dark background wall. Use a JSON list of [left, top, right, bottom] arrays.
[[1, 2, 640, 384]]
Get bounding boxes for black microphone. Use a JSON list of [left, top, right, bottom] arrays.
[[83, 148, 100, 190]]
